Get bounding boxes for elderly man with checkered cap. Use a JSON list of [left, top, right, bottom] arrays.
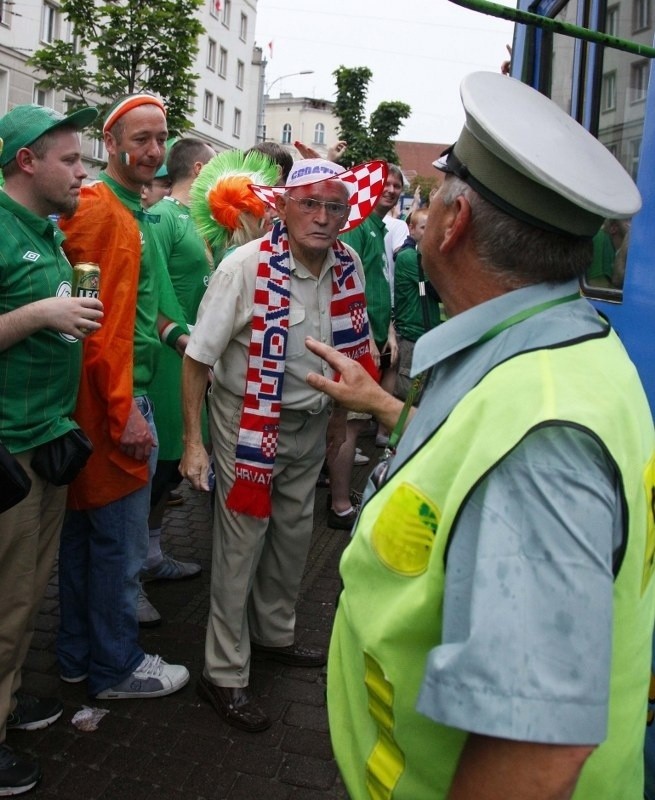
[[181, 156, 387, 731]]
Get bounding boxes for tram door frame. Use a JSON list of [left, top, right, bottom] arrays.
[[511, 0, 655, 412]]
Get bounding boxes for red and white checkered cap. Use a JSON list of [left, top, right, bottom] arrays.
[[249, 158, 389, 233]]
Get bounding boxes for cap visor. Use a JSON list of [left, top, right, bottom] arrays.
[[66, 107, 99, 130]]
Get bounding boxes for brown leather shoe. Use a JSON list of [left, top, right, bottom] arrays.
[[196, 675, 271, 732], [251, 642, 326, 667]]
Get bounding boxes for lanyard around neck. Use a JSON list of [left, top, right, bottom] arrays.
[[386, 291, 581, 453]]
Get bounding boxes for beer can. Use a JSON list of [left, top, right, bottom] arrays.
[[71, 262, 100, 300]]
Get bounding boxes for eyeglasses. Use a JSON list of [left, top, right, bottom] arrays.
[[285, 196, 349, 217]]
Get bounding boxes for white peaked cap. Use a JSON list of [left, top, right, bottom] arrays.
[[434, 72, 642, 236]]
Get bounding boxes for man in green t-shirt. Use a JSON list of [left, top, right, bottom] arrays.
[[143, 138, 215, 606], [0, 103, 102, 796], [393, 207, 441, 401]]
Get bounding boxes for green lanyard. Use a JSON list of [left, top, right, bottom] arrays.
[[475, 292, 580, 345], [385, 291, 581, 454]]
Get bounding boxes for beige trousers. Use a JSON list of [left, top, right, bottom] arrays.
[[0, 449, 66, 741], [204, 386, 328, 688]]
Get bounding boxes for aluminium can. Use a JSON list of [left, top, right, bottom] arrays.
[[71, 262, 101, 300]]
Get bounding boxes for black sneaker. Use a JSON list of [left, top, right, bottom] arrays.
[[0, 744, 41, 796], [6, 693, 63, 731], [327, 505, 360, 531]]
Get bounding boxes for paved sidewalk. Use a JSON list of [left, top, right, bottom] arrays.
[[12, 443, 381, 799]]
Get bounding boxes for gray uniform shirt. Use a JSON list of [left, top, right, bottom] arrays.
[[376, 280, 621, 745]]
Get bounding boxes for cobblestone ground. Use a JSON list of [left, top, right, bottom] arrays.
[[12, 438, 382, 799]]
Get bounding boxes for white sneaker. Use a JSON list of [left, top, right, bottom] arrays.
[[140, 554, 201, 582], [137, 584, 161, 627], [95, 654, 189, 700], [353, 447, 370, 466]]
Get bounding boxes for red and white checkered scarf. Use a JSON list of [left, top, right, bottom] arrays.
[[225, 220, 377, 518]]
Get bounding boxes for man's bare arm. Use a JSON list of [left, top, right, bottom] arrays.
[[448, 734, 595, 800], [0, 296, 103, 352], [325, 404, 347, 461], [118, 399, 156, 462], [180, 353, 212, 491]]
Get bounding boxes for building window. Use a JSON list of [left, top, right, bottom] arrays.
[[219, 47, 228, 78], [0, 1, 7, 27], [0, 70, 8, 116], [236, 60, 244, 89], [606, 4, 619, 35], [239, 12, 247, 41], [313, 123, 325, 145], [215, 97, 224, 128], [601, 71, 617, 112], [65, 19, 80, 53], [33, 86, 52, 106], [605, 142, 619, 159], [41, 2, 58, 43], [633, 0, 650, 31], [629, 137, 641, 179], [281, 123, 292, 144], [203, 91, 214, 122], [222, 0, 231, 28], [209, 0, 219, 19], [233, 107, 241, 138], [93, 138, 106, 161], [207, 38, 216, 71], [64, 95, 78, 114], [630, 59, 650, 102]]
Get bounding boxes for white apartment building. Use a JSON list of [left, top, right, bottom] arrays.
[[0, 0, 263, 175], [195, 0, 262, 152]]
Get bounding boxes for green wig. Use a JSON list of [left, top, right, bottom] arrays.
[[189, 149, 279, 252]]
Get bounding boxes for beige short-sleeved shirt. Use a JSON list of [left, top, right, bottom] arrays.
[[186, 235, 364, 412]]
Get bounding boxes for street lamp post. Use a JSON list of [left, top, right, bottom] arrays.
[[265, 69, 314, 96], [258, 70, 314, 143]]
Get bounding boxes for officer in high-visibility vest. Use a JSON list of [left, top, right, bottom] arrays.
[[306, 71, 655, 800]]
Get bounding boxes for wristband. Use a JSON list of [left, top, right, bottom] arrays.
[[158, 321, 186, 348]]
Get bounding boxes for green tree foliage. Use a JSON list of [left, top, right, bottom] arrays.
[[332, 66, 410, 167], [28, 0, 204, 137]]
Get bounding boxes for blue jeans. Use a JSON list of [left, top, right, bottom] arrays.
[[57, 396, 158, 696]]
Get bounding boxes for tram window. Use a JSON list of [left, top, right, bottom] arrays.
[[586, 218, 630, 290], [545, 1, 648, 299], [602, 71, 618, 112], [633, 0, 651, 33], [584, 22, 647, 296], [630, 59, 650, 102], [548, 0, 578, 116]]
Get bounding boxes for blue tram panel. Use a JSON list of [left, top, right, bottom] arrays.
[[504, 0, 655, 793]]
